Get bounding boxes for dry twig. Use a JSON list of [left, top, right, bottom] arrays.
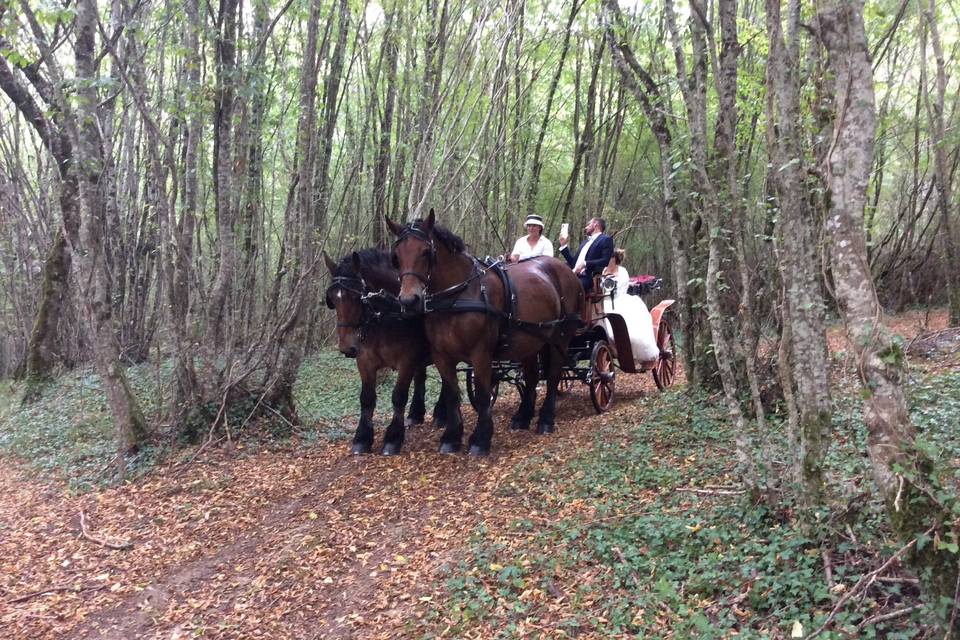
[[675, 487, 745, 496], [6, 583, 107, 605], [78, 510, 133, 551], [807, 528, 931, 640], [857, 604, 923, 630]]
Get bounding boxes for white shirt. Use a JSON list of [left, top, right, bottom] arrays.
[[574, 231, 602, 271], [511, 234, 554, 260]]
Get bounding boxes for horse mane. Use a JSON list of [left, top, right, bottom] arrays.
[[335, 247, 398, 292], [411, 219, 466, 254]]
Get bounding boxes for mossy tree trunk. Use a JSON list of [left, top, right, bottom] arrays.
[[819, 1, 958, 631], [0, 29, 77, 391], [765, 0, 831, 507]]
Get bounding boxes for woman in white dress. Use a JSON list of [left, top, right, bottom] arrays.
[[601, 249, 660, 364], [509, 215, 554, 262]]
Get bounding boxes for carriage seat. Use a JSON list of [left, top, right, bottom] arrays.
[[579, 275, 607, 327]]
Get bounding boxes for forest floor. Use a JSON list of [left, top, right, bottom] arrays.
[[0, 308, 957, 639]]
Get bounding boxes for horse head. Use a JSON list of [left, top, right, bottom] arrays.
[[324, 250, 366, 358], [386, 209, 436, 316]]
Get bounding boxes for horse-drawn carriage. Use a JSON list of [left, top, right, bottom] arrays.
[[325, 210, 680, 456], [460, 273, 677, 414]]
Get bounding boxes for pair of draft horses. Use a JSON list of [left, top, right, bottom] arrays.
[[324, 210, 583, 456]]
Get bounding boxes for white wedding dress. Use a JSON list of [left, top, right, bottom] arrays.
[[601, 267, 660, 364]]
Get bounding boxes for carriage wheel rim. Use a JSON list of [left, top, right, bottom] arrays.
[[654, 328, 676, 387], [590, 342, 615, 411]]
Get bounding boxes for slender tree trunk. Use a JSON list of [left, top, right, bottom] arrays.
[[0, 46, 75, 386], [602, 0, 696, 389], [918, 0, 960, 325], [562, 40, 602, 223], [206, 0, 241, 348], [168, 0, 204, 427], [525, 0, 583, 218], [70, 0, 148, 455], [372, 6, 400, 245], [23, 232, 71, 382], [819, 2, 958, 630], [269, 0, 350, 412], [765, 0, 830, 505]]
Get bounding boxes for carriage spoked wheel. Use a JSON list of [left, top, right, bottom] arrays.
[[465, 369, 500, 411], [557, 375, 576, 396], [589, 340, 616, 413], [653, 317, 677, 390]]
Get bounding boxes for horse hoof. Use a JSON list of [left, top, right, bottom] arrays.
[[537, 423, 555, 434], [438, 442, 461, 454], [510, 420, 530, 431], [468, 444, 490, 456], [382, 442, 402, 456], [352, 442, 372, 455]]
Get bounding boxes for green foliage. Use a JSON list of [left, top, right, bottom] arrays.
[[427, 379, 958, 637]]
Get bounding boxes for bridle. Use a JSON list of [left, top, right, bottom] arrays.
[[325, 275, 368, 330], [392, 224, 436, 288], [392, 221, 495, 313]]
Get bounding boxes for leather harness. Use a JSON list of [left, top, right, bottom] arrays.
[[393, 224, 579, 354]]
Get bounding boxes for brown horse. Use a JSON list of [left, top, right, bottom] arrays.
[[324, 248, 447, 455], [386, 210, 583, 455]]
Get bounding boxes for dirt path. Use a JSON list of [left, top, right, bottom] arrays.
[[1, 374, 660, 640], [2, 309, 951, 639]]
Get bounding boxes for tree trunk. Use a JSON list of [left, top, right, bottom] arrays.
[[601, 0, 697, 390], [525, 0, 583, 219], [0, 47, 76, 386], [269, 0, 350, 413], [206, 0, 241, 348], [765, 0, 830, 506], [372, 6, 400, 245], [918, 0, 960, 325], [819, 2, 958, 630], [70, 0, 149, 455]]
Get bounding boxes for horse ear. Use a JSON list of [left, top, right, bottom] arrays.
[[425, 208, 436, 230], [351, 251, 362, 274], [385, 215, 404, 237], [323, 251, 338, 275]]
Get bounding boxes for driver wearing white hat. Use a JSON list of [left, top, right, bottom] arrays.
[[509, 215, 554, 263]]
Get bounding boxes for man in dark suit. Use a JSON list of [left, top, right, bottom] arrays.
[[559, 217, 615, 293]]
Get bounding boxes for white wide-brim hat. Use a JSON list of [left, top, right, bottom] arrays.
[[524, 215, 544, 228]]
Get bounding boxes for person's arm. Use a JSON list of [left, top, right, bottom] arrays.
[[559, 243, 575, 268], [510, 237, 525, 262]]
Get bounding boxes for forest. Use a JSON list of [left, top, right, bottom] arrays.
[[1, 0, 959, 637]]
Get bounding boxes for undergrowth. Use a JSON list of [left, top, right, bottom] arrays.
[[0, 351, 423, 490], [424, 370, 960, 639]]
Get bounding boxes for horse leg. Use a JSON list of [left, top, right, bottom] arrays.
[[434, 358, 464, 454], [467, 357, 495, 456], [383, 363, 416, 455], [405, 365, 427, 427], [351, 360, 377, 454], [431, 382, 449, 429], [537, 345, 562, 434], [509, 358, 539, 431]]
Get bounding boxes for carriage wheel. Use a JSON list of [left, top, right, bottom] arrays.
[[557, 375, 576, 396], [465, 369, 499, 411], [589, 341, 615, 413], [653, 318, 677, 390]]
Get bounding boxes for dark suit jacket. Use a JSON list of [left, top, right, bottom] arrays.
[[560, 233, 614, 291]]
